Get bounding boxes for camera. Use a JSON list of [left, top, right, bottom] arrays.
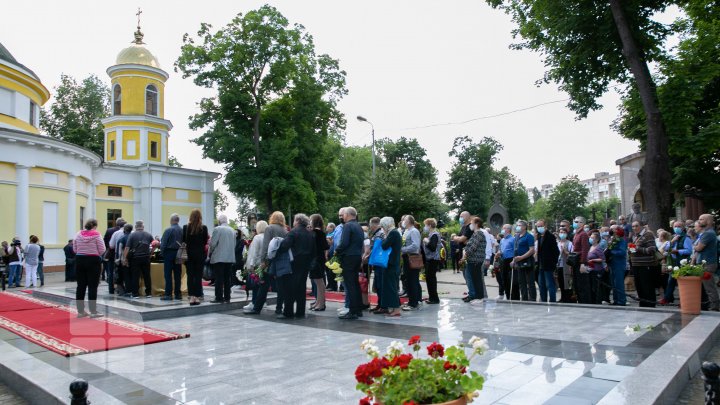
[[11, 239, 21, 247]]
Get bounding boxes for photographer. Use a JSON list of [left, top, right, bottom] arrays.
[[6, 238, 23, 288]]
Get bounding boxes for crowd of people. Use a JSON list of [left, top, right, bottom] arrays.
[[2, 205, 719, 319]]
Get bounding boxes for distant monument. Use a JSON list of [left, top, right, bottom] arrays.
[[627, 202, 647, 226], [487, 197, 508, 235]]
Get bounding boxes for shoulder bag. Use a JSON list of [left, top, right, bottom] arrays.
[[368, 239, 391, 268], [408, 253, 424, 270]]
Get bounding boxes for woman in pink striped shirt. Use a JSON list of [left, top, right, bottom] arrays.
[[73, 219, 106, 318]]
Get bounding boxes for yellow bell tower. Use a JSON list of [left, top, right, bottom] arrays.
[[101, 10, 171, 166]]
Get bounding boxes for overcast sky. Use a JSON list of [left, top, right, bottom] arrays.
[[4, 1, 656, 217]]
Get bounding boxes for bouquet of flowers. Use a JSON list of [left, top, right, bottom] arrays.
[[671, 258, 707, 279], [356, 335, 487, 405], [326, 257, 343, 283]]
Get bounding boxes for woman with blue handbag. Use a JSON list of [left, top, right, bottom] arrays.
[[366, 217, 386, 314]]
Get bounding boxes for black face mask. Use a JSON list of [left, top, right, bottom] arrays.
[[339, 218, 345, 224]]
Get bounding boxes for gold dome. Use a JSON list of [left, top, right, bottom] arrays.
[[116, 44, 160, 68]]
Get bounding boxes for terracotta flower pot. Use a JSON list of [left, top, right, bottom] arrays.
[[426, 397, 467, 405], [677, 276, 702, 315]]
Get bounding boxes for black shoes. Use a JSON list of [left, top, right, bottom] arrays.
[[209, 299, 224, 304], [338, 312, 359, 320]]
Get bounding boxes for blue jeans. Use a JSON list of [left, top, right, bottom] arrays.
[[8, 264, 22, 287], [37, 262, 44, 285], [537, 270, 556, 302], [163, 255, 182, 298], [106, 259, 115, 293], [464, 264, 476, 298], [611, 265, 627, 305]]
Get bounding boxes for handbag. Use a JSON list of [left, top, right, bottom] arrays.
[[407, 253, 424, 270], [176, 242, 188, 265], [566, 252, 579, 268], [368, 239, 391, 268], [202, 263, 213, 281]]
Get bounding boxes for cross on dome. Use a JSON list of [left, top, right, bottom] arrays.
[[133, 7, 145, 45]]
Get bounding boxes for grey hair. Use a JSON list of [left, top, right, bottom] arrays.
[[294, 213, 310, 227], [135, 220, 145, 230], [170, 213, 180, 223], [379, 217, 396, 231], [369, 217, 381, 226], [516, 220, 528, 228], [345, 206, 357, 218], [218, 214, 228, 224], [574, 216, 586, 224]]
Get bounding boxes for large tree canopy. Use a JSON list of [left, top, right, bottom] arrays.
[[41, 74, 109, 156], [492, 166, 530, 223], [176, 5, 347, 215], [487, 0, 676, 230], [615, 0, 720, 211], [546, 175, 590, 223]]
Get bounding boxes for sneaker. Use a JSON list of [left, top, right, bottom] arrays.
[[470, 299, 484, 305], [338, 308, 350, 316], [401, 304, 418, 311], [89, 312, 104, 318], [244, 303, 255, 311], [160, 296, 173, 301], [495, 295, 505, 301]]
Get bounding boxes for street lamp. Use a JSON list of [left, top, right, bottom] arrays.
[[356, 115, 375, 178]]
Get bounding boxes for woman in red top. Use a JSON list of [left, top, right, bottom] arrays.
[[73, 219, 106, 318]]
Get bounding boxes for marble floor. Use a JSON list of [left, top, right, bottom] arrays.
[[2, 285, 718, 405]]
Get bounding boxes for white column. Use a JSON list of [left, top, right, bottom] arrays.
[[67, 174, 77, 236], [15, 164, 30, 242], [88, 178, 96, 221]]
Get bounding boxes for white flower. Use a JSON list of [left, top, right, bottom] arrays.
[[624, 325, 635, 336], [702, 260, 707, 265], [680, 259, 688, 266], [470, 337, 489, 354], [360, 338, 377, 351], [386, 341, 404, 356], [366, 345, 380, 358], [673, 266, 679, 271]]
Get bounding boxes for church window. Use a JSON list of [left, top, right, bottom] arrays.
[[29, 101, 36, 126], [110, 140, 116, 158], [150, 140, 158, 159], [108, 186, 123, 197], [106, 209, 122, 230], [145, 84, 158, 116], [113, 84, 122, 115]]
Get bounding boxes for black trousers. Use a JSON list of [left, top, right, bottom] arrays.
[[65, 258, 76, 281], [573, 264, 592, 304], [186, 257, 204, 297], [130, 257, 151, 296], [213, 262, 233, 301], [425, 260, 440, 302], [76, 256, 101, 314], [589, 272, 603, 305], [501, 258, 519, 300], [283, 265, 309, 317], [340, 255, 362, 314], [115, 263, 129, 294], [633, 265, 657, 308]]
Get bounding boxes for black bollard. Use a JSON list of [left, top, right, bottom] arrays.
[[69, 378, 90, 405], [702, 361, 720, 405]]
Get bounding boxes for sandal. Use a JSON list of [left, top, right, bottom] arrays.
[[372, 308, 389, 315]]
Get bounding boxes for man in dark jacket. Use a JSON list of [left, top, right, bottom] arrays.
[[160, 214, 183, 301], [535, 220, 560, 303], [64, 240, 76, 281], [335, 207, 364, 319], [278, 214, 316, 319], [103, 218, 125, 283]]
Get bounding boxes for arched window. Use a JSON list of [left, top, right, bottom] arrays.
[[145, 84, 158, 116], [112, 84, 121, 115]]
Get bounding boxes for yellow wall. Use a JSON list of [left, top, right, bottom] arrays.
[[0, 65, 49, 105], [122, 130, 140, 160], [75, 195, 89, 233], [96, 184, 134, 200], [0, 184, 16, 240], [148, 132, 161, 162], [0, 162, 15, 181], [104, 120, 169, 131], [29, 187, 68, 248], [95, 201, 134, 234], [0, 115, 39, 134], [30, 167, 68, 187], [107, 131, 117, 161], [110, 74, 165, 118], [162, 188, 201, 204], [162, 205, 200, 225]]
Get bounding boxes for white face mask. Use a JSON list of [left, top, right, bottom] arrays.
[[469, 224, 476, 231], [364, 232, 368, 238]]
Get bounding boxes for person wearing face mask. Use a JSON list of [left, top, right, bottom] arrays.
[[398, 215, 409, 297], [422, 218, 441, 304], [495, 224, 517, 300], [535, 220, 560, 303], [452, 211, 475, 301], [572, 216, 592, 304], [400, 215, 422, 311], [629, 221, 658, 308], [607, 226, 628, 306], [334, 208, 349, 313], [512, 220, 536, 301], [556, 227, 574, 303], [693, 214, 719, 311], [659, 221, 693, 305], [598, 226, 612, 303], [463, 217, 488, 303], [587, 230, 607, 305]]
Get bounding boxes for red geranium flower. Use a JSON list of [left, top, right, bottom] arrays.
[[443, 361, 457, 371], [390, 353, 413, 369], [408, 335, 421, 345], [355, 358, 388, 385], [403, 401, 418, 405], [359, 397, 372, 405], [703, 272, 713, 280], [427, 342, 445, 358]]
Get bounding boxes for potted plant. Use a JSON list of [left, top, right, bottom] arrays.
[[355, 335, 487, 405], [671, 259, 707, 315]]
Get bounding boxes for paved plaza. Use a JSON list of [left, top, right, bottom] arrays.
[[0, 271, 718, 404]]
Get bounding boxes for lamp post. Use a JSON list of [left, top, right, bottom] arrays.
[[356, 115, 375, 178]]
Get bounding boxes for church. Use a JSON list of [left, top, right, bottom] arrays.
[[0, 23, 218, 270]]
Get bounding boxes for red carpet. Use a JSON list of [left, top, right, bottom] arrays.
[[0, 293, 189, 357], [311, 290, 411, 305]]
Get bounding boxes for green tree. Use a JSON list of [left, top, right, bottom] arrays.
[[492, 167, 530, 222], [531, 187, 542, 204], [168, 155, 183, 167], [336, 144, 372, 206], [529, 197, 552, 223], [487, 0, 675, 230], [41, 74, 109, 156], [214, 190, 228, 218], [546, 175, 589, 223], [615, 1, 720, 211], [376, 137, 438, 185], [357, 162, 446, 223], [445, 136, 503, 219], [585, 197, 622, 223], [176, 5, 347, 214]]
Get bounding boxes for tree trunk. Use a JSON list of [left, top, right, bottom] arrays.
[[609, 0, 672, 231], [252, 109, 273, 212]]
